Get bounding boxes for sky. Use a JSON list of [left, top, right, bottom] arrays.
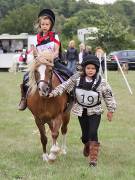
[[88, 0, 135, 4], [89, 0, 116, 4]]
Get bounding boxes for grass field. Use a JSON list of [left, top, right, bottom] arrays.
[[0, 71, 135, 180]]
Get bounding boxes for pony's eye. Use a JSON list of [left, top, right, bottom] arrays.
[[47, 68, 52, 74], [35, 70, 39, 77]]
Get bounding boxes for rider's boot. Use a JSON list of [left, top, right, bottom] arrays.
[[18, 84, 27, 110]]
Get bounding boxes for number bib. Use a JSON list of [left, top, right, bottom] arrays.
[[75, 87, 100, 107], [37, 42, 54, 53]]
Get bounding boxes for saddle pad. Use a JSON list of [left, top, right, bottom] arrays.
[[53, 70, 67, 83]]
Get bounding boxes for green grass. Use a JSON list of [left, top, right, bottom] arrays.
[[0, 71, 135, 180]]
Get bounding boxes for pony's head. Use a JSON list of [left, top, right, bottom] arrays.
[[28, 50, 54, 96]]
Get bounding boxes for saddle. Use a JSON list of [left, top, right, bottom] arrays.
[[53, 69, 74, 112], [53, 69, 68, 83]]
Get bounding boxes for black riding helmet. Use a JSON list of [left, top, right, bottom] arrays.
[[81, 54, 100, 72], [38, 9, 55, 27]]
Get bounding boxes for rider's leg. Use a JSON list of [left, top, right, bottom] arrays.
[[78, 109, 90, 156], [18, 72, 29, 110], [54, 59, 73, 78]]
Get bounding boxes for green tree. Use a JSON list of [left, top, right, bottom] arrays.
[[0, 4, 39, 34], [91, 15, 132, 52], [0, 0, 134, 51]]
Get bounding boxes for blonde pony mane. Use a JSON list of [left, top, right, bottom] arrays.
[[27, 50, 54, 95]]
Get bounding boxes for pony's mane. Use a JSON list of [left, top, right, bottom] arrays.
[[27, 50, 54, 95], [27, 60, 38, 95]]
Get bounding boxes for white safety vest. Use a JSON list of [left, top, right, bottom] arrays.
[[75, 87, 100, 107]]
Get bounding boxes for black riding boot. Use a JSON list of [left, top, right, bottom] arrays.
[[18, 72, 29, 111], [18, 84, 27, 110]]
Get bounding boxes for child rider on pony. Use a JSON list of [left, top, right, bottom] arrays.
[[18, 9, 73, 110]]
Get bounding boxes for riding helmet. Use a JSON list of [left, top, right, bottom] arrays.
[[38, 9, 55, 26], [81, 54, 100, 69]]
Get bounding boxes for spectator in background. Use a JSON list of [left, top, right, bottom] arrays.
[[19, 49, 27, 64], [66, 40, 78, 73], [78, 43, 86, 64], [1, 39, 10, 53], [85, 45, 92, 56], [62, 49, 68, 65], [95, 47, 105, 74], [78, 44, 92, 65]]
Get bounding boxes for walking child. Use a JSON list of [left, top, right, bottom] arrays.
[[18, 8, 72, 110], [49, 54, 116, 167]]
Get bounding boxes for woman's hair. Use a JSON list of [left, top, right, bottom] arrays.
[[68, 40, 75, 48], [86, 45, 92, 52], [95, 46, 104, 57], [34, 16, 53, 33], [79, 43, 85, 51]]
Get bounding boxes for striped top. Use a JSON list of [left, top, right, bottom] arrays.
[[51, 73, 116, 116]]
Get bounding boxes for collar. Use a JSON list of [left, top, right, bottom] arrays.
[[37, 31, 54, 45]]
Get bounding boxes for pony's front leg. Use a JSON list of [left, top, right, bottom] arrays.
[[60, 112, 70, 155], [61, 134, 67, 155], [35, 118, 49, 162], [48, 118, 61, 161]]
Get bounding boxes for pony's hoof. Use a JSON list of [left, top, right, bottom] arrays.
[[60, 149, 67, 155], [50, 145, 60, 154], [48, 152, 57, 162], [42, 153, 49, 162]]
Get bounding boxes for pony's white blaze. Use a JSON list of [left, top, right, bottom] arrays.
[[38, 64, 46, 80], [38, 64, 48, 96]]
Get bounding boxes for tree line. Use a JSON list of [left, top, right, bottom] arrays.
[[0, 0, 135, 52]]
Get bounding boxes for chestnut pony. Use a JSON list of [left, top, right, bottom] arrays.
[[27, 51, 70, 162]]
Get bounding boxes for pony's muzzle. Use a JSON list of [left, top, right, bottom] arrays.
[[38, 85, 50, 97]]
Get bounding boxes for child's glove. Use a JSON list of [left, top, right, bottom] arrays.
[[49, 92, 55, 98], [107, 112, 113, 122], [37, 55, 46, 63]]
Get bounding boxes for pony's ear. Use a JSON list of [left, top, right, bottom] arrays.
[[33, 47, 38, 57]]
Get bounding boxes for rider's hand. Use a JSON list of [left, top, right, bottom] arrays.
[[37, 55, 45, 63], [107, 112, 113, 122], [49, 93, 54, 98], [33, 47, 38, 58]]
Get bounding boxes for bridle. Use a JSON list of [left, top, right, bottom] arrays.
[[36, 67, 53, 93]]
